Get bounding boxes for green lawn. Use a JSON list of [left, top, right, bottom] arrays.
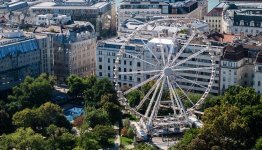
[[121, 136, 133, 146]]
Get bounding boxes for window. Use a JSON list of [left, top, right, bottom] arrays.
[[98, 51, 102, 55], [137, 78, 141, 82], [124, 75, 127, 80], [99, 57, 102, 62], [99, 72, 102, 76], [130, 61, 132, 66], [124, 68, 126, 72], [258, 81, 261, 86], [113, 59, 115, 63], [129, 76, 132, 81], [124, 60, 126, 65], [99, 65, 102, 69], [108, 66, 110, 70], [108, 58, 110, 63], [108, 73, 110, 77], [137, 62, 141, 67]]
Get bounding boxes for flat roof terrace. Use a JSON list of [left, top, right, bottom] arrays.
[[30, 1, 110, 10]]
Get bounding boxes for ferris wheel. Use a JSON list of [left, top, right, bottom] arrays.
[[114, 18, 217, 134]]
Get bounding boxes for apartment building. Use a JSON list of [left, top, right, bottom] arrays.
[[33, 21, 97, 81], [220, 36, 262, 93], [204, 3, 225, 32], [118, 0, 208, 29], [96, 21, 223, 94], [0, 27, 53, 90], [222, 3, 262, 36], [28, 0, 116, 37]]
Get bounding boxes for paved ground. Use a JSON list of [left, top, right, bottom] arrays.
[[151, 137, 178, 150]]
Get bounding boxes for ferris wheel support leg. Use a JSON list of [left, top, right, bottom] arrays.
[[148, 77, 166, 129], [169, 78, 188, 124], [136, 75, 164, 110], [167, 76, 178, 116], [174, 80, 194, 106]]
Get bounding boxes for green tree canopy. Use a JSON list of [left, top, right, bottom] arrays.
[[7, 74, 54, 112], [127, 89, 143, 108], [85, 107, 110, 128], [0, 127, 46, 150], [76, 131, 100, 150], [92, 125, 116, 149], [12, 102, 71, 133]]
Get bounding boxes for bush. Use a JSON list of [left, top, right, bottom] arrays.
[[121, 127, 128, 137]]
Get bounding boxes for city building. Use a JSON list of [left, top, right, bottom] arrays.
[[222, 3, 262, 36], [254, 51, 262, 93], [220, 35, 262, 93], [28, 0, 116, 37], [0, 27, 53, 90], [33, 21, 97, 82], [35, 14, 71, 26], [96, 20, 223, 94], [204, 3, 225, 32], [118, 0, 208, 29]]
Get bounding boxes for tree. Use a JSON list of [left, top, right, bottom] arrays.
[[66, 75, 88, 98], [77, 132, 100, 150], [7, 74, 54, 110], [222, 86, 260, 108], [169, 128, 199, 150], [255, 138, 262, 150], [84, 78, 116, 106], [93, 125, 115, 149], [12, 102, 71, 133], [193, 105, 250, 149], [45, 124, 76, 150], [127, 89, 143, 108], [0, 128, 46, 150], [12, 108, 36, 129], [102, 101, 122, 124], [0, 109, 13, 135], [141, 80, 155, 94], [85, 107, 110, 128]]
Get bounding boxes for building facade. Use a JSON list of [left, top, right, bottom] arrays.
[[33, 21, 97, 81], [118, 0, 207, 29], [222, 3, 262, 36], [0, 28, 53, 90], [220, 43, 262, 93], [96, 27, 223, 95], [28, 0, 116, 37], [204, 3, 224, 32]]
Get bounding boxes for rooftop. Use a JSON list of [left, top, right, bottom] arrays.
[[206, 8, 223, 17], [30, 1, 109, 10]]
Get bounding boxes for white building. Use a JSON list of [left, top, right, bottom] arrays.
[[96, 21, 223, 94], [222, 3, 262, 36], [118, 0, 207, 29], [254, 52, 262, 93], [36, 14, 71, 26], [204, 3, 225, 32], [220, 42, 262, 93]]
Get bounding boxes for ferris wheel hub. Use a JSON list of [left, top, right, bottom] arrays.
[[163, 67, 173, 76]]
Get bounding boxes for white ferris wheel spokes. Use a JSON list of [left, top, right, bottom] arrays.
[[114, 18, 217, 134]]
